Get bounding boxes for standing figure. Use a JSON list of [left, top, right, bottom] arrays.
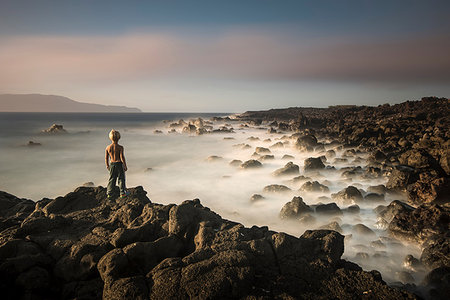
[[105, 129, 129, 198]]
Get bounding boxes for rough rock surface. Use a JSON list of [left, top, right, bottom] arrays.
[[272, 162, 300, 176], [0, 187, 416, 299]]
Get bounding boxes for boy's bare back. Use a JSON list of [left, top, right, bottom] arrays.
[[106, 143, 123, 162]]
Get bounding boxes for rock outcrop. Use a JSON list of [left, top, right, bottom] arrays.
[[0, 187, 416, 299]]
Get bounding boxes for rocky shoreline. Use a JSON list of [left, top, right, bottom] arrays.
[[0, 186, 416, 299], [0, 96, 448, 299]]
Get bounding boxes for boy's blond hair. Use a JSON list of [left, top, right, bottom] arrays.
[[109, 129, 121, 142]]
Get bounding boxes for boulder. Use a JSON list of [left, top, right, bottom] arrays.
[[240, 159, 263, 169], [299, 181, 329, 193], [295, 135, 318, 151], [331, 186, 363, 205], [272, 162, 300, 176], [279, 197, 312, 219], [255, 147, 271, 154], [263, 184, 291, 193], [303, 157, 325, 171], [315, 203, 343, 216], [41, 124, 67, 134]]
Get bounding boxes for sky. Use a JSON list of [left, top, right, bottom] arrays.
[[0, 0, 449, 112]]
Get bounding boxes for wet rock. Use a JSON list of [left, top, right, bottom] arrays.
[[250, 194, 265, 202], [331, 186, 363, 205], [407, 176, 449, 205], [263, 184, 291, 193], [279, 196, 312, 219], [258, 154, 275, 161], [298, 214, 316, 225], [386, 167, 418, 192], [325, 150, 336, 159], [273, 162, 300, 176], [289, 175, 311, 185], [153, 130, 163, 134], [82, 182, 95, 187], [282, 154, 295, 160], [388, 203, 449, 243], [319, 221, 343, 233], [270, 142, 284, 148], [352, 224, 376, 237], [255, 147, 271, 154], [206, 155, 223, 162], [367, 185, 387, 195], [240, 159, 262, 169], [315, 203, 343, 216], [299, 181, 329, 193], [364, 193, 385, 202], [41, 124, 67, 134], [422, 266, 450, 300], [375, 200, 414, 223], [229, 159, 242, 167], [403, 255, 424, 272], [420, 235, 450, 269], [26, 141, 42, 147], [303, 157, 325, 171], [396, 271, 415, 284], [295, 135, 318, 151], [345, 205, 360, 214]]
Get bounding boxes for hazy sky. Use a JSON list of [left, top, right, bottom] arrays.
[[0, 0, 449, 112]]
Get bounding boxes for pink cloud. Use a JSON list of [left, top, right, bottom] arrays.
[[0, 30, 449, 90]]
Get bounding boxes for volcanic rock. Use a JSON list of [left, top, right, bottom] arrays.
[[273, 162, 300, 176]]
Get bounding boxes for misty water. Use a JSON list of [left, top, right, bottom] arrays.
[[0, 112, 424, 287]]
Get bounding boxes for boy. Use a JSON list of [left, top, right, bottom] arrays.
[[105, 129, 129, 198]]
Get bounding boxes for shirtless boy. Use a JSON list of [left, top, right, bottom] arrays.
[[105, 129, 129, 198]]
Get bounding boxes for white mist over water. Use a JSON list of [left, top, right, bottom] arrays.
[[0, 113, 425, 286]]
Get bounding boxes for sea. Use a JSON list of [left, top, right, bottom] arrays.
[[0, 112, 424, 284]]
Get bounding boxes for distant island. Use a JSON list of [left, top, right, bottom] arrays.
[[0, 94, 141, 112]]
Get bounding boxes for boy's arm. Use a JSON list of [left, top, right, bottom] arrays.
[[105, 147, 110, 169], [120, 146, 127, 171]]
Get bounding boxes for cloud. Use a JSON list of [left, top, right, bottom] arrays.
[[1, 29, 449, 90]]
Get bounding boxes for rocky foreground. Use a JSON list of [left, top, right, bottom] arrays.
[[0, 186, 417, 300]]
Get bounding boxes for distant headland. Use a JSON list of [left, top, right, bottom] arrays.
[[0, 94, 141, 112]]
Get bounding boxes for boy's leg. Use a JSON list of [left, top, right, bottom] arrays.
[[118, 164, 126, 195], [107, 164, 118, 196]]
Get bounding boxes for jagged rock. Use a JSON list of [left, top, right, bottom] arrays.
[[407, 176, 449, 205], [295, 135, 318, 151], [240, 159, 262, 169], [272, 162, 300, 176], [263, 184, 291, 193], [420, 235, 450, 269], [0, 186, 410, 299], [375, 200, 415, 223], [303, 157, 325, 171], [386, 167, 418, 192], [319, 221, 343, 233], [388, 203, 449, 243], [279, 197, 312, 219], [331, 186, 363, 205], [299, 181, 329, 193], [41, 124, 67, 134]]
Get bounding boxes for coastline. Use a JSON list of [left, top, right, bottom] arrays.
[[0, 96, 448, 299]]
